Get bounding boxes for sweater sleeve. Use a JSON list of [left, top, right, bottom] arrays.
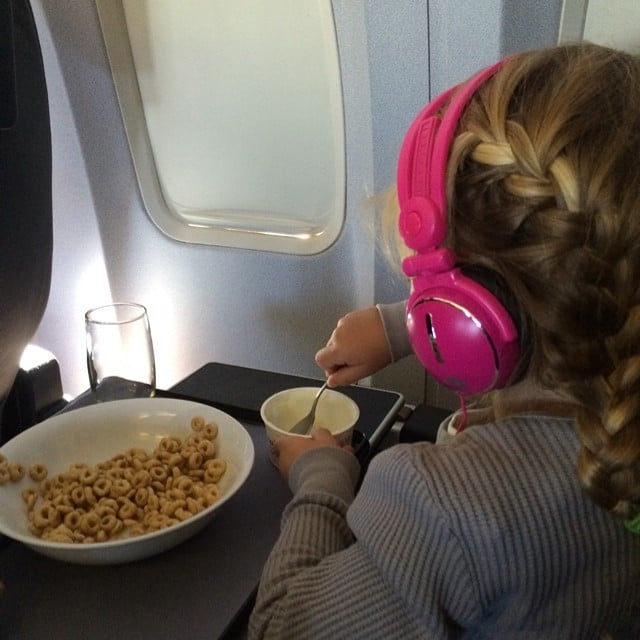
[[376, 300, 413, 362], [248, 447, 361, 638]]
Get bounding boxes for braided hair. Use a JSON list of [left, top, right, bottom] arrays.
[[447, 43, 640, 521]]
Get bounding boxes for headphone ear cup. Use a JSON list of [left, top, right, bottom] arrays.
[[406, 266, 521, 395], [458, 264, 521, 329], [460, 264, 532, 383]]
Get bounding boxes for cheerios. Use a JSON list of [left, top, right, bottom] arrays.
[[190, 416, 205, 431], [202, 422, 218, 439], [204, 458, 227, 484], [92, 477, 112, 497], [22, 487, 39, 509], [8, 462, 25, 482], [1, 414, 228, 544], [29, 463, 48, 482]]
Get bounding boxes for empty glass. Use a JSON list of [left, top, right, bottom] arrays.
[[85, 302, 156, 401]]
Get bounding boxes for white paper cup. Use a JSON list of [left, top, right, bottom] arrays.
[[260, 387, 360, 465]]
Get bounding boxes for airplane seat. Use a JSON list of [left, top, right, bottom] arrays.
[[0, 0, 64, 445]]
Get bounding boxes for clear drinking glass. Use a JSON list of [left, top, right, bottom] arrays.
[[85, 302, 156, 401]]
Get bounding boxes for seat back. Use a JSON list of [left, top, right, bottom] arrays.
[[0, 0, 52, 437]]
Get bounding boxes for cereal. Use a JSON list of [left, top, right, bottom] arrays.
[[28, 463, 48, 482], [21, 487, 39, 510], [190, 416, 205, 431], [204, 458, 227, 484], [1, 415, 226, 544], [8, 462, 25, 482], [203, 422, 218, 439]]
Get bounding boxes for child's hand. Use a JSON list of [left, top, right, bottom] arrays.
[[315, 307, 392, 387], [274, 427, 354, 480]]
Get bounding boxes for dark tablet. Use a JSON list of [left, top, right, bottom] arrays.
[[162, 362, 405, 457]]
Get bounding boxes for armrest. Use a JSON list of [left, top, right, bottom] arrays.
[[397, 404, 451, 443], [0, 345, 68, 445]]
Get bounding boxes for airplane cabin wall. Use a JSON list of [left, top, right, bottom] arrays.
[[29, 1, 561, 407]]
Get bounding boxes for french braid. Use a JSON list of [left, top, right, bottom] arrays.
[[447, 44, 640, 520]]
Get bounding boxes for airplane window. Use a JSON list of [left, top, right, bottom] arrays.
[[96, 0, 345, 254]]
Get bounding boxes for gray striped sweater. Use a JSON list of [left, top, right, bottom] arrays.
[[249, 415, 640, 638]]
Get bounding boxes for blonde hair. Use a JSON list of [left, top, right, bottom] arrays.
[[437, 43, 640, 520]]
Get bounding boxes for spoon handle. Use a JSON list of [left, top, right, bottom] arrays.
[[289, 381, 328, 435]]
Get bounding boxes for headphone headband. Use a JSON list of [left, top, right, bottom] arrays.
[[397, 60, 506, 254]]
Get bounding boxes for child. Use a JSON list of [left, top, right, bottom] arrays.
[[249, 43, 640, 638]]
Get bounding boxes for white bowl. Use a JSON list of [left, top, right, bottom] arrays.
[[0, 398, 254, 564], [260, 387, 359, 463]]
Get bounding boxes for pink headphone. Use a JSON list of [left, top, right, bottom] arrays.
[[397, 60, 521, 395]]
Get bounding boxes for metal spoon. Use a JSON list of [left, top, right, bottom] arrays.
[[289, 381, 328, 435]]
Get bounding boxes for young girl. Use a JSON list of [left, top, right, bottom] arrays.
[[249, 43, 640, 638]]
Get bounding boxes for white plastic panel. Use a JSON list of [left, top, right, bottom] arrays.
[[583, 0, 640, 53], [96, 0, 345, 254], [559, 0, 640, 53]]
